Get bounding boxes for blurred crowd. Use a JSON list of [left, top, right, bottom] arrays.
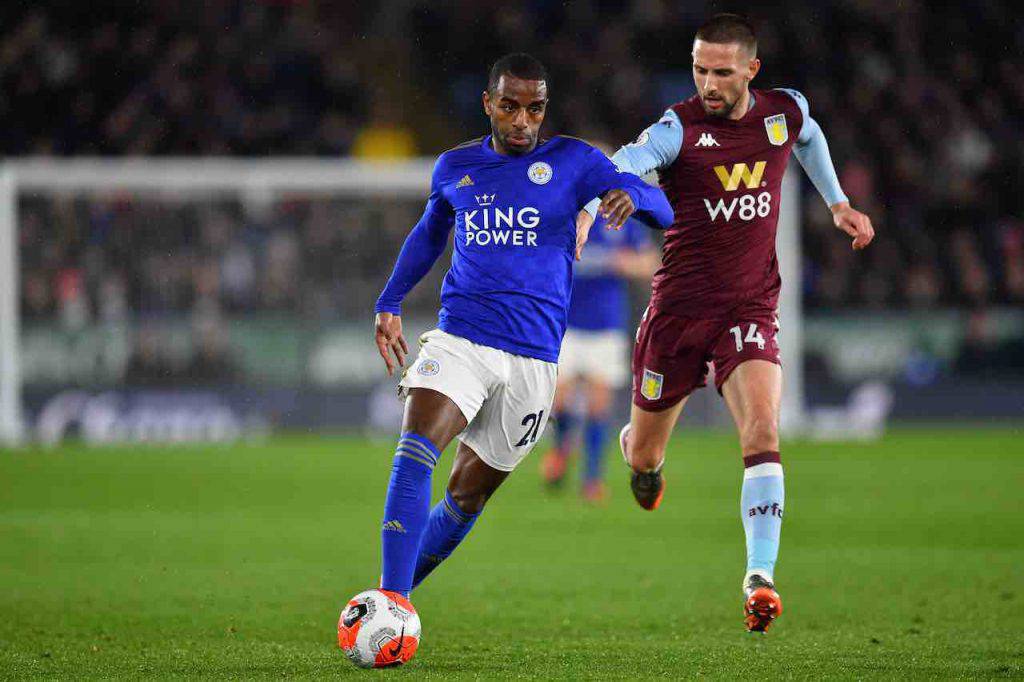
[[5, 0, 1023, 324], [19, 194, 434, 325]]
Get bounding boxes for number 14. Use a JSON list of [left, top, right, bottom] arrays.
[[729, 324, 765, 352]]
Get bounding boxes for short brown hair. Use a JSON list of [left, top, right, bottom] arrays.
[[695, 13, 757, 55]]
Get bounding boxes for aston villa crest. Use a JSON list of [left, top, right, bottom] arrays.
[[640, 368, 663, 401], [764, 114, 788, 146]]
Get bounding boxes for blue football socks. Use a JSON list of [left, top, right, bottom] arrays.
[[582, 418, 608, 484], [741, 451, 785, 577], [553, 410, 578, 454], [380, 432, 440, 596], [411, 489, 480, 590]]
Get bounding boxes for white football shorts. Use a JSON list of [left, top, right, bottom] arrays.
[[398, 329, 557, 472], [557, 328, 630, 387]]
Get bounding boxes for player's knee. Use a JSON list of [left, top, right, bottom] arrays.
[[741, 414, 779, 453], [448, 487, 489, 515]]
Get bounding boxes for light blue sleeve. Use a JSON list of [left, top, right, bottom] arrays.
[[575, 145, 674, 230], [776, 88, 849, 208], [583, 109, 683, 217]]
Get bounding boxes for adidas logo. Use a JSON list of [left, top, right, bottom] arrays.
[[456, 175, 474, 187], [382, 519, 407, 533], [695, 132, 720, 147]]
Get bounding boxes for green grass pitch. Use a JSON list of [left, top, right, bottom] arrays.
[[1, 428, 1022, 679]]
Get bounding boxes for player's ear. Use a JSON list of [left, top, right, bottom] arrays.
[[748, 57, 761, 82], [482, 90, 492, 116]]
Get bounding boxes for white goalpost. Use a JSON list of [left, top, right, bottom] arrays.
[[0, 158, 804, 446], [778, 164, 806, 435]]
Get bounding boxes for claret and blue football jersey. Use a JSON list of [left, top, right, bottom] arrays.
[[375, 135, 672, 362]]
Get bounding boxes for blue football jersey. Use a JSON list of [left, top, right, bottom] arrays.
[[375, 135, 672, 362], [568, 216, 653, 332]]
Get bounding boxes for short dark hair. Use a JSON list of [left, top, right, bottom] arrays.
[[487, 53, 548, 93], [695, 13, 757, 55]]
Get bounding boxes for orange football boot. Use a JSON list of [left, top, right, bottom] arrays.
[[743, 572, 783, 633]]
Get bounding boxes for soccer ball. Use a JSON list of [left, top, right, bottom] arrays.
[[337, 589, 421, 668]]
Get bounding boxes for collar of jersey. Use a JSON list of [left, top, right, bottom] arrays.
[[480, 134, 548, 160]]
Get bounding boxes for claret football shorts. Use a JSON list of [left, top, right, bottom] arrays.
[[631, 304, 781, 411], [399, 329, 557, 472]]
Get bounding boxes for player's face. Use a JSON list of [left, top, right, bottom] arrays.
[[483, 75, 548, 155], [692, 40, 760, 118]]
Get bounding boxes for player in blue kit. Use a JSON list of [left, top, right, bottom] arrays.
[[541, 206, 659, 502], [370, 54, 673, 600]]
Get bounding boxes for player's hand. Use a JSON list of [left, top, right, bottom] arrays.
[[599, 189, 636, 231], [831, 202, 875, 250], [574, 209, 595, 261], [374, 312, 409, 376]]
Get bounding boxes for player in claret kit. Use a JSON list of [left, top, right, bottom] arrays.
[[370, 54, 672, 607], [577, 14, 875, 632]]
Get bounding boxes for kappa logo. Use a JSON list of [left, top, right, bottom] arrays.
[[695, 132, 720, 147], [456, 174, 474, 188], [764, 114, 788, 146], [640, 368, 663, 401], [527, 161, 552, 185]]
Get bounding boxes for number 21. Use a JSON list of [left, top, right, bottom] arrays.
[[516, 410, 545, 447]]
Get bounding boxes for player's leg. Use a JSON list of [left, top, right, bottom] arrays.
[[622, 400, 687, 509], [412, 351, 556, 590], [580, 375, 612, 501], [381, 330, 490, 597], [380, 388, 467, 597], [720, 358, 785, 632], [541, 373, 577, 487], [411, 441, 508, 589], [623, 307, 707, 510]]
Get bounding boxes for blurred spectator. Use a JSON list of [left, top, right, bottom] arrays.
[[186, 315, 238, 384], [124, 325, 171, 386]]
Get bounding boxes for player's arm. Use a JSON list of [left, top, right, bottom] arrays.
[[581, 109, 684, 220], [373, 160, 455, 375], [575, 145, 673, 259], [779, 88, 874, 250]]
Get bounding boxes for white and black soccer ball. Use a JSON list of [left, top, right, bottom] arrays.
[[337, 589, 421, 668]]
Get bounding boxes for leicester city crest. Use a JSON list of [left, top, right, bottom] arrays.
[[417, 359, 440, 376], [527, 161, 553, 185], [640, 368, 663, 401], [764, 114, 788, 146]]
